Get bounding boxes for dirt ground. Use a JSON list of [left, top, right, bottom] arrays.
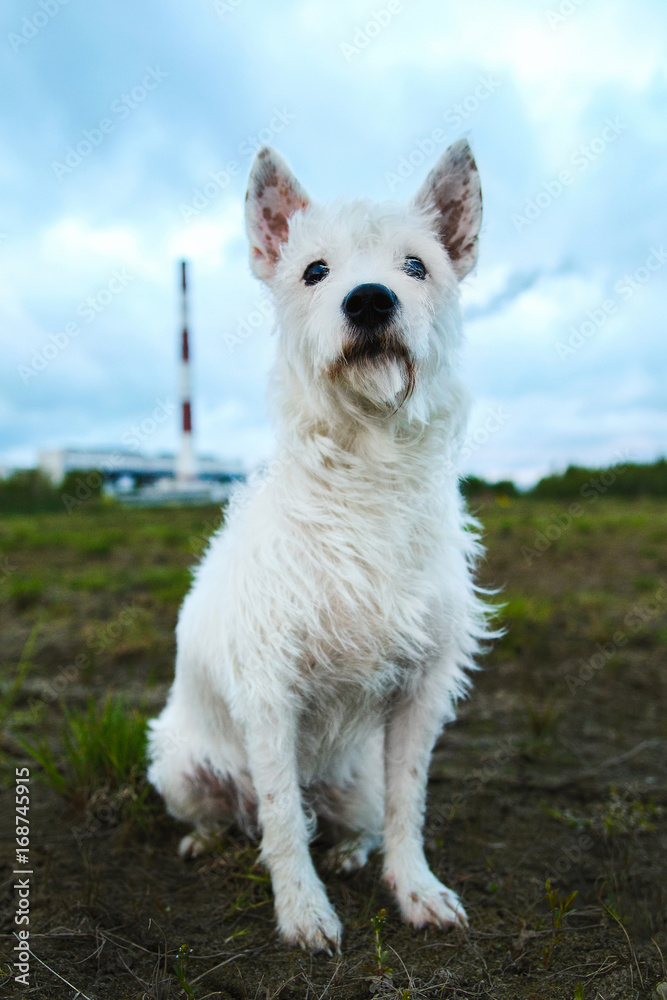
[[1, 496, 666, 999]]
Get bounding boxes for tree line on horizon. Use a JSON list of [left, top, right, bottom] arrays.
[[461, 458, 667, 500], [0, 459, 665, 515]]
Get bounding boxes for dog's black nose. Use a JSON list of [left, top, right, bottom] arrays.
[[342, 283, 398, 329]]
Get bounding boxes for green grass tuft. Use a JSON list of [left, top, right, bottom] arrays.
[[8, 576, 45, 610], [17, 695, 149, 806], [0, 620, 40, 729]]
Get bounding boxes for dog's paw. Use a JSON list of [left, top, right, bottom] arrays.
[[388, 874, 468, 930], [178, 831, 217, 859], [323, 834, 377, 875], [277, 892, 343, 954], [332, 844, 370, 875]]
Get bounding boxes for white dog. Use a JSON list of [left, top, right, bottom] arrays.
[[148, 139, 493, 953]]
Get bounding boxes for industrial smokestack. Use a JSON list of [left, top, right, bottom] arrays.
[[176, 260, 197, 484]]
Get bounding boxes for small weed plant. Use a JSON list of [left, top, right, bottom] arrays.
[[542, 878, 578, 968], [369, 908, 393, 982], [173, 944, 196, 998], [544, 786, 661, 837]]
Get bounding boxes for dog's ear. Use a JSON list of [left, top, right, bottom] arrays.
[[245, 147, 310, 281], [413, 139, 482, 280]]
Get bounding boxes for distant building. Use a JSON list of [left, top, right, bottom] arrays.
[[39, 447, 245, 502]]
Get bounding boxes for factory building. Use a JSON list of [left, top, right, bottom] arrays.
[[39, 447, 244, 492], [38, 260, 246, 506]]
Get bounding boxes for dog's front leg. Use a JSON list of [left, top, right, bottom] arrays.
[[245, 707, 342, 953], [383, 672, 468, 930]]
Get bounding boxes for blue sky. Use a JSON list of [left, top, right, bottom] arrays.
[[1, 0, 665, 485]]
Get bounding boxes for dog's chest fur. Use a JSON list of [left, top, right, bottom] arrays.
[[254, 423, 455, 689]]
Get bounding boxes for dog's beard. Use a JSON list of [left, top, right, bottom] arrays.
[[326, 328, 416, 413]]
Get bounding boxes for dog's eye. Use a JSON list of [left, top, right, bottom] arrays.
[[303, 260, 330, 285], [403, 256, 426, 280]]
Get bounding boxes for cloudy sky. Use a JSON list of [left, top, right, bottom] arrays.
[[1, 0, 665, 485]]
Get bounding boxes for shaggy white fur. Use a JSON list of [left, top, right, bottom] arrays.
[[147, 139, 495, 953]]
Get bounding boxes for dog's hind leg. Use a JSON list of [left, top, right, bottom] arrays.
[[147, 692, 257, 858], [173, 763, 258, 858]]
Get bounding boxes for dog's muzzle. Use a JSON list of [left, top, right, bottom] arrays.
[[342, 283, 398, 332], [330, 283, 416, 410]]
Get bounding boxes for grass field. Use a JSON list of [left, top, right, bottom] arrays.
[[1, 497, 666, 999]]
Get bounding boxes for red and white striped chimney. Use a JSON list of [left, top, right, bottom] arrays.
[[176, 260, 197, 484]]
